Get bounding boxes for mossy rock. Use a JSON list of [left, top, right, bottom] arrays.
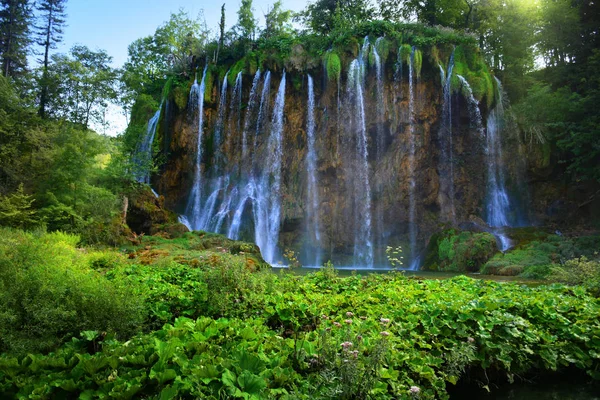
[[423, 229, 498, 272], [126, 185, 187, 237], [324, 51, 341, 81]]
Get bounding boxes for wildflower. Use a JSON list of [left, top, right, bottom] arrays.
[[380, 318, 390, 325], [360, 316, 367, 320], [326, 327, 332, 332], [409, 386, 420, 395], [351, 350, 359, 358], [346, 311, 354, 317], [356, 335, 363, 342], [344, 319, 353, 324], [333, 321, 342, 327], [467, 337, 475, 343], [321, 314, 329, 320], [341, 341, 353, 349], [380, 331, 390, 337]]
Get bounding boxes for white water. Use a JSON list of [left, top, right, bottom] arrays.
[[136, 106, 161, 184], [347, 37, 374, 267], [185, 66, 208, 229], [457, 75, 484, 136], [438, 50, 456, 222], [254, 73, 286, 264], [408, 48, 418, 270], [242, 70, 261, 164], [213, 71, 229, 167], [305, 74, 321, 266]]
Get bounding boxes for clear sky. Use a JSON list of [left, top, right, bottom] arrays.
[[56, 0, 308, 135], [59, 0, 309, 68]]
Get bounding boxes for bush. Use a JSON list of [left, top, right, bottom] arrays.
[[549, 257, 600, 296], [0, 228, 146, 355], [424, 229, 497, 272]]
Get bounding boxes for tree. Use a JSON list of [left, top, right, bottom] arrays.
[[0, 183, 38, 228], [302, 0, 375, 35], [215, 4, 225, 63], [0, 0, 32, 79], [46, 45, 117, 128], [263, 0, 294, 38], [236, 0, 257, 41], [34, 0, 66, 118]]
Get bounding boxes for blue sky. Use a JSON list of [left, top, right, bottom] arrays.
[[59, 0, 309, 67]]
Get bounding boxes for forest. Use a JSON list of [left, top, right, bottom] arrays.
[[0, 0, 599, 398]]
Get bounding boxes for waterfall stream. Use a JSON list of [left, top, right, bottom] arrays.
[[185, 66, 208, 229], [305, 74, 321, 266]]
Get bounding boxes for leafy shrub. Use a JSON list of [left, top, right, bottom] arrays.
[[0, 184, 39, 230], [424, 229, 497, 272], [324, 51, 341, 81], [0, 228, 146, 355], [549, 257, 600, 296]]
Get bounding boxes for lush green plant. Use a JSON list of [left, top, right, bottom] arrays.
[[324, 51, 341, 81], [385, 245, 404, 268], [0, 184, 39, 229], [549, 256, 600, 296], [0, 228, 146, 355], [425, 229, 497, 272]]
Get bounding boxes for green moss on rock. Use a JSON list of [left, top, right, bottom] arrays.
[[423, 229, 498, 272]]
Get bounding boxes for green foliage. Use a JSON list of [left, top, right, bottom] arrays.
[[324, 51, 341, 81], [399, 44, 412, 64], [425, 229, 497, 272], [549, 257, 600, 296], [0, 228, 145, 355], [414, 48, 423, 78], [482, 233, 600, 278], [385, 245, 404, 268], [0, 184, 38, 229], [1, 267, 600, 398]]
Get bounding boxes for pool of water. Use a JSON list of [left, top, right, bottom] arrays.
[[273, 266, 539, 284], [449, 378, 600, 399]]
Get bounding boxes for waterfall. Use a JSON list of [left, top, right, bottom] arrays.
[[242, 70, 261, 164], [136, 105, 161, 184], [198, 177, 225, 231], [347, 38, 374, 267], [227, 180, 254, 240], [254, 70, 271, 167], [213, 71, 229, 167], [408, 47, 419, 270], [373, 38, 385, 157], [226, 71, 242, 160], [254, 73, 286, 264], [456, 75, 484, 136], [486, 78, 512, 251], [185, 66, 208, 230], [438, 50, 456, 222], [305, 74, 321, 266]]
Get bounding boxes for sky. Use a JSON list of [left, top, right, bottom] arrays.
[[57, 0, 309, 135]]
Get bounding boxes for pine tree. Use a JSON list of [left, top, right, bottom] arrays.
[[0, 0, 32, 79], [35, 0, 66, 118]]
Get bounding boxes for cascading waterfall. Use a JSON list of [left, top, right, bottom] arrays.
[[242, 70, 261, 164], [438, 50, 456, 222], [197, 177, 225, 231], [136, 105, 161, 185], [253, 71, 271, 167], [408, 47, 419, 270], [213, 72, 229, 167], [456, 75, 484, 136], [305, 74, 321, 266], [254, 72, 286, 264], [373, 37, 386, 264], [185, 66, 208, 230], [228, 71, 242, 158], [486, 78, 512, 251], [347, 37, 374, 267]]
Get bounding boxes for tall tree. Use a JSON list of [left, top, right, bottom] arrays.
[[302, 0, 375, 35], [0, 0, 31, 79], [35, 0, 66, 118], [215, 4, 225, 63], [263, 0, 293, 38], [236, 0, 257, 41], [46, 45, 117, 129]]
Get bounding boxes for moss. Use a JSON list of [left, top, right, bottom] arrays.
[[414, 48, 423, 79], [172, 85, 188, 110], [399, 44, 412, 65], [324, 51, 341, 82], [423, 229, 498, 272], [203, 67, 214, 103], [228, 58, 246, 87], [374, 37, 390, 62]]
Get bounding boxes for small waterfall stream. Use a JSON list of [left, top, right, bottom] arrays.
[[185, 66, 208, 229], [347, 37, 374, 267], [438, 50, 456, 222], [305, 74, 321, 266], [213, 72, 229, 167], [408, 48, 418, 270], [136, 105, 161, 185]]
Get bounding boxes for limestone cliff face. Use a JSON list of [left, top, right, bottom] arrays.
[[153, 60, 507, 265]]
